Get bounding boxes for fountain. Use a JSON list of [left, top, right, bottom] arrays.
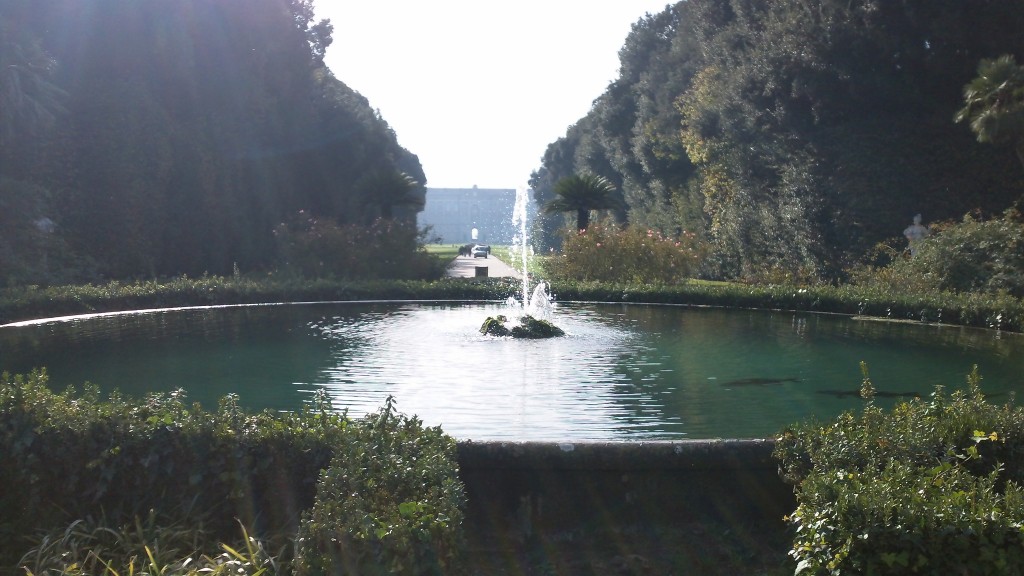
[[4, 302, 1021, 440], [3, 183, 1023, 440], [480, 188, 563, 338]]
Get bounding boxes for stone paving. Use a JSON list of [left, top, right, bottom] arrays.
[[445, 254, 521, 279]]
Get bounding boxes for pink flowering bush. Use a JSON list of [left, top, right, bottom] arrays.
[[274, 212, 444, 280], [545, 222, 705, 284]]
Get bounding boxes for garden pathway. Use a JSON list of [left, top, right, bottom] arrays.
[[445, 255, 521, 279]]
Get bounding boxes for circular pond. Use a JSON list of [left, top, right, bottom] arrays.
[[2, 301, 1022, 440]]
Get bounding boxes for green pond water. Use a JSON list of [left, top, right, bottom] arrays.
[[1, 301, 1022, 440]]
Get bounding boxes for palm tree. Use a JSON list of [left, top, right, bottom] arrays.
[[542, 174, 621, 231], [358, 169, 424, 222], [955, 54, 1024, 170]]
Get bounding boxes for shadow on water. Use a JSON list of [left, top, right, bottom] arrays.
[[717, 377, 799, 386]]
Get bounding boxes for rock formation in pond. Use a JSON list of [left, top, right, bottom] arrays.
[[480, 314, 565, 339], [480, 315, 512, 337]]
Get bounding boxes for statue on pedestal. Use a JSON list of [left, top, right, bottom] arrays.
[[903, 214, 929, 256]]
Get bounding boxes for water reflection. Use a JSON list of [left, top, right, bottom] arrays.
[[304, 304, 667, 439], [2, 302, 1022, 440], [0, 305, 336, 411]]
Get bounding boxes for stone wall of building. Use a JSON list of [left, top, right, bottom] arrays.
[[418, 186, 527, 245]]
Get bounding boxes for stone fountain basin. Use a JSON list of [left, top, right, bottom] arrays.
[[2, 300, 1020, 440]]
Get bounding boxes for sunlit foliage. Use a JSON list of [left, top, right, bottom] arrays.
[[534, 0, 1024, 280], [544, 221, 704, 285], [776, 367, 1024, 574], [851, 208, 1024, 298]]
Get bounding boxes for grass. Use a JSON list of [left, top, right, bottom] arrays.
[[422, 244, 546, 279], [422, 243, 462, 260], [490, 246, 547, 279]]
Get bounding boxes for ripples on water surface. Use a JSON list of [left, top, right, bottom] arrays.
[[2, 302, 1022, 440]]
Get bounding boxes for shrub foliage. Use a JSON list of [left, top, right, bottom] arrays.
[[294, 397, 465, 576], [544, 222, 705, 284], [775, 366, 1024, 575], [274, 214, 446, 280], [0, 371, 465, 574], [2, 273, 1021, 333], [852, 209, 1024, 298]]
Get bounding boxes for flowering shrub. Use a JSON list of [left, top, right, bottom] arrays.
[[544, 222, 705, 284], [273, 212, 445, 280]]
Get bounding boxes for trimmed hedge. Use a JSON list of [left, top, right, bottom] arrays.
[[774, 366, 1024, 574], [0, 276, 517, 325], [0, 370, 465, 573], [294, 397, 464, 576], [3, 275, 1022, 333]]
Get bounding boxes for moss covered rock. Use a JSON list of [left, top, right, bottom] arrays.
[[480, 315, 564, 339], [479, 315, 512, 337]]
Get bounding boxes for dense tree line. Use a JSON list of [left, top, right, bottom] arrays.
[[0, 0, 424, 285], [531, 0, 1024, 280]]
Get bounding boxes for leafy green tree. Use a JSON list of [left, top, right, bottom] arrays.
[[595, 5, 702, 234], [531, 5, 703, 243], [542, 174, 621, 232], [535, 0, 1024, 281], [530, 120, 596, 246], [287, 0, 333, 63], [0, 0, 426, 282], [955, 54, 1024, 169], [0, 23, 66, 146], [676, 0, 1024, 278], [357, 169, 424, 222], [0, 177, 51, 285]]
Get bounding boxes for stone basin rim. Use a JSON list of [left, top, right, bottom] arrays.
[[456, 439, 780, 471], [4, 297, 1018, 337], [2, 297, 860, 328]]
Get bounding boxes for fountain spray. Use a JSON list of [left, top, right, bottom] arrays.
[[511, 188, 554, 320], [512, 187, 531, 309]]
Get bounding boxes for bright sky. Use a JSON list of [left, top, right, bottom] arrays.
[[316, 1, 671, 190]]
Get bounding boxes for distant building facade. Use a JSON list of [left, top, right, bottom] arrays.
[[418, 186, 533, 245]]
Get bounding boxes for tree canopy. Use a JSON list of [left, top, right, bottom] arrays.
[[533, 0, 1024, 280], [0, 0, 425, 285]]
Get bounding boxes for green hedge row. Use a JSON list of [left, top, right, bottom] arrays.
[[4, 275, 1023, 333], [0, 370, 465, 574], [0, 276, 519, 325], [294, 398, 464, 576], [548, 279, 1024, 333]]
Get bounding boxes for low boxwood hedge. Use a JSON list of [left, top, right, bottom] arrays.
[[775, 366, 1024, 575], [0, 370, 465, 574], [3, 275, 1022, 333], [294, 397, 464, 576]]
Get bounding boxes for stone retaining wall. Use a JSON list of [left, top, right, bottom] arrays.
[[455, 439, 794, 544]]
